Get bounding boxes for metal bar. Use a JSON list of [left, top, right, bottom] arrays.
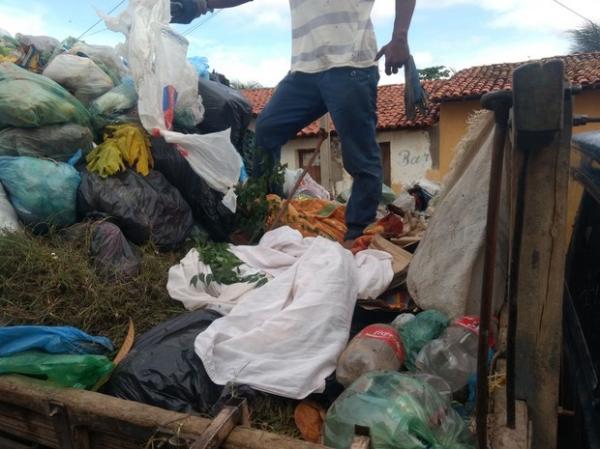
[[506, 147, 530, 428], [477, 90, 512, 449]]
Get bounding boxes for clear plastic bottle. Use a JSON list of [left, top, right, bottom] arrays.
[[415, 316, 481, 393], [336, 324, 405, 388]]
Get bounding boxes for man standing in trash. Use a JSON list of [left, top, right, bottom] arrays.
[[171, 0, 415, 244]]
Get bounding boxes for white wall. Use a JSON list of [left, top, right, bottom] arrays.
[[248, 118, 434, 195]]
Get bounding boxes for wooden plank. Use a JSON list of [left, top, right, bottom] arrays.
[[512, 60, 571, 449], [0, 375, 329, 449]]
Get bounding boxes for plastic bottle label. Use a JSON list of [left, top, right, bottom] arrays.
[[358, 325, 405, 361], [454, 316, 496, 347]]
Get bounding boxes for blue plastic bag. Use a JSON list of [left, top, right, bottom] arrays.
[[0, 156, 80, 228], [188, 56, 210, 80], [0, 326, 114, 357]]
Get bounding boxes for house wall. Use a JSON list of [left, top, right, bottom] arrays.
[[279, 129, 433, 195]]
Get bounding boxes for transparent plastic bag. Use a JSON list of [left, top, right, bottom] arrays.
[[0, 156, 80, 229], [89, 78, 139, 131], [0, 351, 114, 389], [0, 62, 92, 129], [324, 372, 474, 449], [398, 310, 449, 370], [43, 54, 115, 105], [336, 324, 405, 388]]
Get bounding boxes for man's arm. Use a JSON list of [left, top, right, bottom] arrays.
[[170, 0, 252, 24], [375, 0, 416, 75]]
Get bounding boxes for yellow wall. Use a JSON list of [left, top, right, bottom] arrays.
[[427, 99, 480, 182], [434, 91, 600, 242]]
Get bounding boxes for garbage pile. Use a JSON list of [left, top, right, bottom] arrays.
[[0, 1, 502, 447]]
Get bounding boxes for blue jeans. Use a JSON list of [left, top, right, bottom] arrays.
[[255, 66, 382, 240]]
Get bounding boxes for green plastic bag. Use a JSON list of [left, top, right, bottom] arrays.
[[324, 372, 474, 449], [0, 62, 92, 129], [399, 310, 449, 370], [0, 351, 114, 389]]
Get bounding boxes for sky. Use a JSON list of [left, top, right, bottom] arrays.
[[0, 0, 598, 87]]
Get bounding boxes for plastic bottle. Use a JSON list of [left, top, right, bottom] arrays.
[[415, 316, 482, 393], [336, 324, 405, 388], [397, 309, 449, 371]]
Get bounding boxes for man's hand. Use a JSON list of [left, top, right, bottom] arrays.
[[170, 0, 209, 24], [375, 36, 410, 76]]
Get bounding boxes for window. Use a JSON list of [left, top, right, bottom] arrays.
[[298, 149, 321, 183], [379, 142, 392, 186]]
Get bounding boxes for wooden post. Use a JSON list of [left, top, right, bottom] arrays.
[[512, 60, 571, 449]]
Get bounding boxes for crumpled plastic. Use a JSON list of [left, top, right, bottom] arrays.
[[324, 372, 474, 449], [0, 325, 114, 357], [0, 351, 114, 390], [86, 124, 153, 177], [0, 156, 80, 229]]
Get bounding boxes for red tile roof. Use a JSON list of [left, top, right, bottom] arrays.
[[241, 80, 446, 137], [431, 52, 600, 102]]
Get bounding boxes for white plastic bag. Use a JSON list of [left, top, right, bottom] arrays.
[[68, 42, 128, 84], [103, 0, 204, 131], [43, 54, 114, 105], [161, 129, 242, 212], [0, 183, 21, 233]]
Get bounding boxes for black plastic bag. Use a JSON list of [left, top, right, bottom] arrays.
[[103, 310, 223, 414], [63, 221, 142, 279], [195, 78, 252, 151], [0, 124, 93, 161], [151, 136, 235, 242], [77, 169, 193, 249], [91, 221, 142, 279]]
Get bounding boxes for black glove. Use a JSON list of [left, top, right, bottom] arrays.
[[170, 0, 208, 24]]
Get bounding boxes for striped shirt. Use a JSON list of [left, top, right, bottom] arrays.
[[289, 0, 378, 73]]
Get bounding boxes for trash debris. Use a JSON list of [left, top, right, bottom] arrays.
[[336, 324, 405, 388], [15, 34, 60, 72], [192, 227, 393, 399], [151, 136, 236, 242], [89, 78, 139, 132], [0, 351, 113, 389], [283, 168, 331, 200], [324, 372, 474, 449], [0, 124, 93, 161], [397, 309, 449, 370], [42, 54, 115, 106], [90, 221, 143, 279], [103, 309, 223, 414], [194, 76, 253, 151], [0, 326, 114, 357], [266, 194, 347, 242], [67, 41, 127, 85], [160, 128, 243, 212], [0, 183, 20, 233], [86, 124, 153, 177], [416, 316, 483, 392], [0, 62, 92, 129], [391, 313, 416, 330], [294, 400, 327, 443], [0, 156, 80, 229], [77, 169, 193, 249]]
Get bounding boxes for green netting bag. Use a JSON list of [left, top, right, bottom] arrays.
[[0, 351, 114, 389], [324, 372, 474, 449], [399, 310, 449, 370], [0, 62, 92, 129]]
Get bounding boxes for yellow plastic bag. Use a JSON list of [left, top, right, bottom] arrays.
[[86, 124, 153, 177]]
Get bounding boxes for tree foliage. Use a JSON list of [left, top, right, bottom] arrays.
[[418, 66, 452, 81], [569, 22, 600, 53]]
